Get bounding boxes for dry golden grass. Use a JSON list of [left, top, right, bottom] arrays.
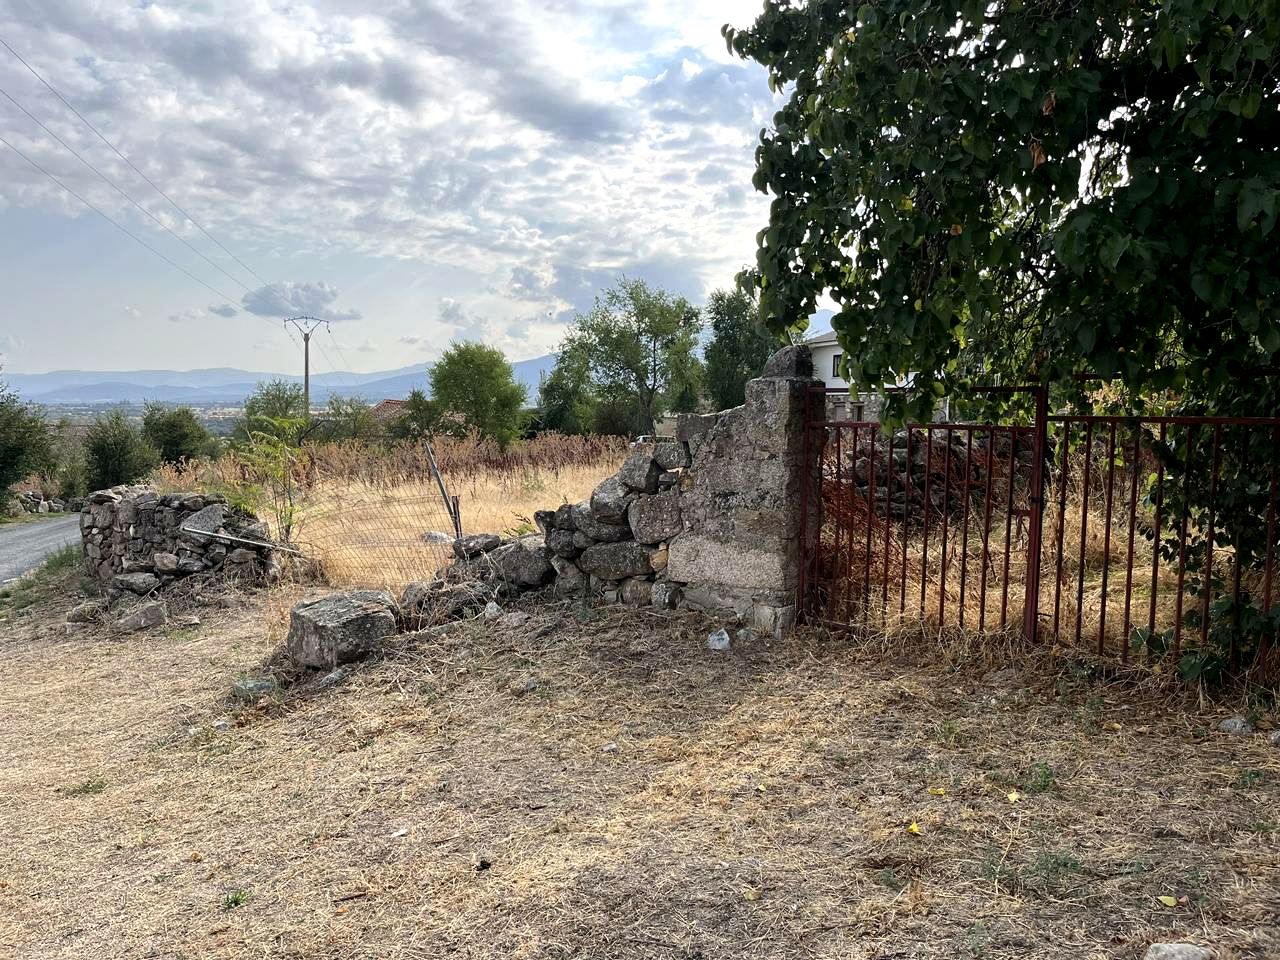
[[154, 433, 629, 595], [1, 578, 1277, 959], [296, 460, 618, 593]]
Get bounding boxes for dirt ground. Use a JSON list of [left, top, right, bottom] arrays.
[[1, 572, 1278, 960]]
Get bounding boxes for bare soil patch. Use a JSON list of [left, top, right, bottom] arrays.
[[0, 582, 1277, 959]]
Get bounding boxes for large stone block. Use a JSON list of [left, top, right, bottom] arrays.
[[590, 476, 636, 522], [666, 532, 792, 593], [288, 591, 399, 669], [454, 533, 501, 559], [628, 490, 682, 544], [617, 447, 660, 493], [571, 502, 631, 542], [761, 343, 814, 378], [652, 440, 690, 470], [487, 536, 553, 588], [577, 541, 653, 580]]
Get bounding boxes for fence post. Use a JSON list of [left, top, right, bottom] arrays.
[[1021, 385, 1049, 642]]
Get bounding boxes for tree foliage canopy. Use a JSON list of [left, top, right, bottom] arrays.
[[727, 0, 1280, 418], [429, 341, 527, 447], [84, 410, 159, 491], [0, 381, 51, 493], [236, 379, 307, 443], [703, 288, 778, 410], [142, 403, 214, 464], [386, 389, 446, 442], [562, 278, 703, 435]]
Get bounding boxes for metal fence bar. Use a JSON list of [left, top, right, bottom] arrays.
[[1074, 421, 1094, 647], [921, 427, 933, 620], [1148, 423, 1167, 644], [882, 430, 894, 623], [1052, 424, 1071, 640], [1098, 420, 1118, 654], [1200, 424, 1224, 649], [1172, 426, 1196, 657], [864, 423, 875, 620], [1000, 427, 1017, 630], [1120, 428, 1140, 662], [979, 427, 996, 632], [958, 426, 974, 629]]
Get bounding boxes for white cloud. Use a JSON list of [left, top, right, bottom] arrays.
[[0, 1, 779, 367], [241, 281, 361, 322], [124, 305, 142, 319], [209, 303, 238, 317]]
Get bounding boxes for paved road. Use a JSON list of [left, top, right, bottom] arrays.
[[0, 516, 81, 583]]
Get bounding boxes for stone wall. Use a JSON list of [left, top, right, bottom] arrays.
[[80, 486, 277, 590], [399, 345, 820, 639], [5, 489, 83, 517]]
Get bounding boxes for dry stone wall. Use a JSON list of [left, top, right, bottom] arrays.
[[396, 345, 820, 639], [80, 486, 277, 591]]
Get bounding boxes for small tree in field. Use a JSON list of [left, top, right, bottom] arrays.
[[234, 379, 306, 444], [561, 278, 703, 436], [0, 382, 51, 493], [84, 410, 159, 491], [318, 395, 380, 443], [386, 389, 445, 441], [703, 289, 777, 410], [142, 402, 214, 464], [429, 342, 527, 446]]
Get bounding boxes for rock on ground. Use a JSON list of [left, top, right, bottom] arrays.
[[113, 572, 160, 595], [115, 601, 168, 633], [1218, 716, 1254, 736], [488, 536, 553, 588], [288, 591, 399, 670], [1143, 945, 1215, 960], [453, 533, 501, 559]]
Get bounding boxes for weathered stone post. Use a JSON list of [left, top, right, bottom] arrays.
[[667, 344, 820, 637]]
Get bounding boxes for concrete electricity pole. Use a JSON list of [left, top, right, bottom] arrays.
[[283, 315, 329, 420]]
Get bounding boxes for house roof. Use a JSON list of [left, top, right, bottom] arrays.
[[370, 399, 408, 421], [805, 329, 840, 346]]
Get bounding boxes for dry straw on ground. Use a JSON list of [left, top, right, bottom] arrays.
[[1, 569, 1277, 959]]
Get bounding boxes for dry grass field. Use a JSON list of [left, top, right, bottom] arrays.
[[155, 433, 629, 594], [1, 563, 1278, 959]]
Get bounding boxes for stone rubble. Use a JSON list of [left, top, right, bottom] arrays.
[[80, 486, 277, 590]]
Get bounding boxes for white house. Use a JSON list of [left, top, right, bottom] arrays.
[[805, 330, 949, 421], [805, 330, 885, 421]]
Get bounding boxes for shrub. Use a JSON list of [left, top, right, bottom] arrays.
[[141, 402, 214, 464], [84, 410, 160, 491], [0, 383, 52, 492]]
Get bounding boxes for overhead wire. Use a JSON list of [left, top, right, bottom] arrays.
[[0, 32, 271, 288], [0, 131, 239, 303], [0, 84, 254, 297]]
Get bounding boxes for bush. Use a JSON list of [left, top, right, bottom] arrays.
[[141, 403, 214, 464], [0, 383, 52, 492], [84, 411, 160, 491]]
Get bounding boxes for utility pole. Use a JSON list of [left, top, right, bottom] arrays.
[[283, 315, 329, 420]]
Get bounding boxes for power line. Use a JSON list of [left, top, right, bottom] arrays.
[[0, 84, 253, 296], [0, 131, 238, 303], [0, 32, 270, 288]]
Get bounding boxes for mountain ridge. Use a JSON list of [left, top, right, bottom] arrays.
[[6, 356, 558, 405]]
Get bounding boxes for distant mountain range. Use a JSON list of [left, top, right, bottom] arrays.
[[6, 355, 559, 406]]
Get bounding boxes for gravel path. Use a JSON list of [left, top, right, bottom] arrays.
[[0, 516, 81, 583]]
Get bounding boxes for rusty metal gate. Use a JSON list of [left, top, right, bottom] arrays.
[[798, 386, 1280, 663]]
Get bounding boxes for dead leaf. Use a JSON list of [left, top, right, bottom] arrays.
[[743, 887, 761, 901], [1007, 791, 1021, 803], [907, 821, 923, 836], [927, 787, 946, 796], [1029, 138, 1046, 169], [1157, 895, 1178, 907], [1042, 90, 1056, 116]]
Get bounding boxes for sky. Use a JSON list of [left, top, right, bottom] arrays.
[[0, 0, 780, 376]]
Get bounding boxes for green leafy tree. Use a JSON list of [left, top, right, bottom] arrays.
[[0, 382, 52, 493], [726, 1, 1280, 421], [429, 342, 527, 446], [538, 348, 595, 435], [141, 402, 214, 464], [83, 410, 159, 491], [234, 379, 306, 444], [562, 278, 703, 436], [386, 389, 445, 441], [703, 289, 777, 410], [317, 395, 380, 443]]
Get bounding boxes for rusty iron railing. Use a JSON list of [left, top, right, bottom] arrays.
[[798, 388, 1280, 663]]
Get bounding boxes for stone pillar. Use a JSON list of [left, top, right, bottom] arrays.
[[666, 344, 820, 637]]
